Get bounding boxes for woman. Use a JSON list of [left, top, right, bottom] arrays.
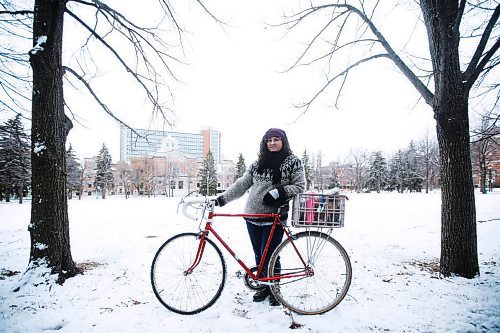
[[214, 128, 305, 306]]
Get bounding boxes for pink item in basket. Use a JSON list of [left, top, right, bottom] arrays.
[[305, 194, 316, 224]]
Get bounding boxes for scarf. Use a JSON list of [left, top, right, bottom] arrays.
[[257, 150, 290, 184]]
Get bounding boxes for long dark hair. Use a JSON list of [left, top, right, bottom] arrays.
[[257, 134, 293, 184]]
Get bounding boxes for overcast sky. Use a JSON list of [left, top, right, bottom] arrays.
[[64, 0, 437, 164]]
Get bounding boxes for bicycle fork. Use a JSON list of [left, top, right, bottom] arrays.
[[184, 231, 209, 275]]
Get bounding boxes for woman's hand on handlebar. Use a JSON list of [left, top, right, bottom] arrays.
[[211, 196, 226, 207]]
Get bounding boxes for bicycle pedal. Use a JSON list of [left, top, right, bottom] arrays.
[[235, 271, 243, 278]]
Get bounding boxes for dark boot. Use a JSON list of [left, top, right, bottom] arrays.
[[269, 292, 280, 306], [253, 287, 270, 302]]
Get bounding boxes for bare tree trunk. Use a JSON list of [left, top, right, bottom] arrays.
[[479, 152, 487, 194], [436, 104, 478, 277], [102, 181, 106, 199], [421, 0, 479, 278], [5, 185, 11, 202], [28, 0, 79, 284], [425, 162, 429, 194], [18, 184, 23, 204]]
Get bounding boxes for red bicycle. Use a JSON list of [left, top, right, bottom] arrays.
[[150, 193, 352, 315]]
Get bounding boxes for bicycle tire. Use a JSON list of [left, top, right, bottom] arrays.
[[268, 230, 352, 315], [151, 232, 226, 315]]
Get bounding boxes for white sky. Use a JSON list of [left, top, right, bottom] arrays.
[[65, 0, 437, 164]]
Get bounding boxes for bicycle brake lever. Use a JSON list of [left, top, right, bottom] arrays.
[[176, 199, 184, 214]]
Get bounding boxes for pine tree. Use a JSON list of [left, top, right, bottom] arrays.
[[367, 151, 387, 193], [95, 143, 114, 199], [234, 153, 246, 181], [387, 150, 405, 193], [404, 141, 423, 192], [198, 151, 218, 196], [0, 115, 31, 203], [328, 168, 340, 189], [66, 144, 82, 200], [302, 149, 313, 190]]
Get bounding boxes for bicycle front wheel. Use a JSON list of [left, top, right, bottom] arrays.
[[268, 230, 352, 315], [151, 232, 226, 315]]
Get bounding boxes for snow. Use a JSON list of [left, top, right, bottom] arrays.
[[1, 191, 499, 332], [33, 142, 46, 155], [34, 243, 48, 251], [29, 36, 47, 55]]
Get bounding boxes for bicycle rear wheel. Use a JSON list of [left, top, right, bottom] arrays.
[[151, 232, 226, 315], [268, 230, 352, 315]]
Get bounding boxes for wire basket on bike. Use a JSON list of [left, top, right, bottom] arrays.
[[291, 193, 346, 228]]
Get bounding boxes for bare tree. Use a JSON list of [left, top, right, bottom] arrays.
[[314, 150, 326, 190], [417, 134, 440, 193], [471, 114, 500, 193], [77, 162, 86, 200], [183, 159, 199, 194], [130, 158, 144, 196], [163, 160, 177, 197], [130, 157, 157, 196], [1, 0, 218, 285], [280, 1, 498, 278], [114, 161, 132, 199], [349, 149, 369, 193], [143, 157, 157, 197]]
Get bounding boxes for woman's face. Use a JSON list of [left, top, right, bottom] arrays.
[[266, 137, 283, 152]]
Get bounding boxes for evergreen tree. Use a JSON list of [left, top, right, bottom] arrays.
[[198, 151, 218, 196], [387, 150, 405, 193], [302, 149, 313, 190], [328, 168, 340, 189], [0, 115, 31, 203], [234, 153, 246, 181], [404, 141, 423, 192], [66, 144, 82, 200], [367, 151, 387, 193], [95, 143, 114, 199]]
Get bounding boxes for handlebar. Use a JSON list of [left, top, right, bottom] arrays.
[[178, 197, 215, 221], [178, 196, 292, 222]]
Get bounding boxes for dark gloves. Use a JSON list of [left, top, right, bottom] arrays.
[[212, 196, 226, 207], [263, 186, 286, 206]]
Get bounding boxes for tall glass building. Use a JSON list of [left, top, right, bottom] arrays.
[[120, 125, 222, 163]]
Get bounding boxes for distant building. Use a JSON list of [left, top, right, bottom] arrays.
[[81, 157, 98, 196], [216, 159, 236, 193], [119, 125, 222, 163]]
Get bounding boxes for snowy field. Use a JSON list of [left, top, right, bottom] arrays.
[[1, 191, 499, 332]]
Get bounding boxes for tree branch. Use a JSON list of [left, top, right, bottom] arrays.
[[462, 4, 500, 86], [342, 4, 434, 105], [65, 8, 174, 124], [0, 11, 33, 15], [465, 37, 500, 91], [288, 4, 434, 109], [296, 53, 389, 115], [452, 0, 467, 37], [63, 66, 143, 139]]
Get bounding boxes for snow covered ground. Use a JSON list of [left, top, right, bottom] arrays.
[[1, 191, 499, 332]]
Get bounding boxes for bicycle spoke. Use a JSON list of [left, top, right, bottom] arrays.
[[268, 231, 351, 315], [151, 233, 226, 315]]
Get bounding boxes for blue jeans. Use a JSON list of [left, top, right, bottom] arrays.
[[246, 221, 285, 277]]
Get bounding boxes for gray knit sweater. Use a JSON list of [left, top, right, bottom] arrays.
[[221, 154, 305, 220]]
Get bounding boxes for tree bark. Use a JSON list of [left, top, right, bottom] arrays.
[[421, 0, 479, 278], [28, 0, 79, 284]]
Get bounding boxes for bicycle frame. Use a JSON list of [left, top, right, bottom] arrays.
[[184, 210, 312, 284]]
